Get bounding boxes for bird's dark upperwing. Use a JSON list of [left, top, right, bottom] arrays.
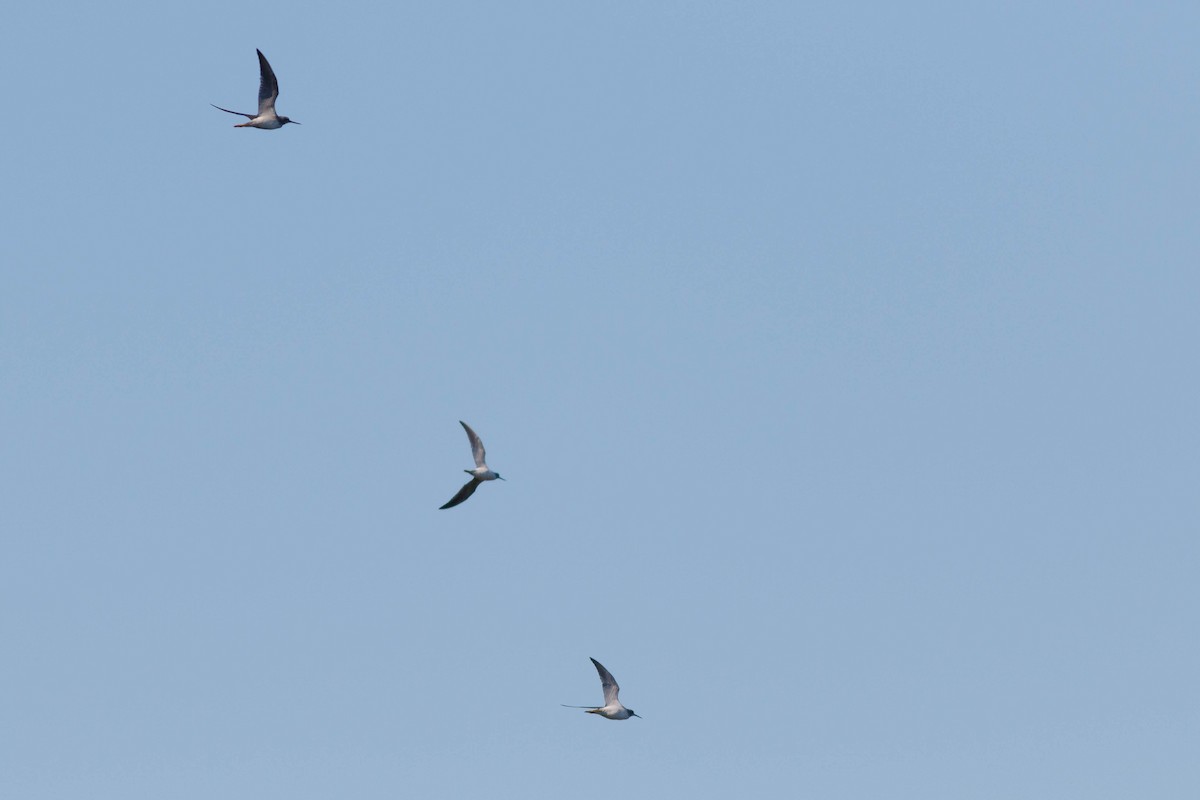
[[459, 420, 487, 468], [439, 477, 481, 510], [590, 658, 620, 706], [256, 49, 280, 114]]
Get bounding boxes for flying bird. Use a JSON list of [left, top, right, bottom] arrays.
[[212, 49, 300, 129], [562, 658, 641, 720], [439, 421, 504, 509]]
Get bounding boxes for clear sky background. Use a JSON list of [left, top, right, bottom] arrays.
[[2, 2, 1197, 798]]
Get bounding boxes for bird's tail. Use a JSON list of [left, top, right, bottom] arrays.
[[211, 103, 254, 119]]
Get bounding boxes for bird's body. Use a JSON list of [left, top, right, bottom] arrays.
[[563, 658, 641, 721], [240, 116, 287, 130], [212, 49, 299, 129], [588, 705, 637, 721], [439, 421, 504, 509]]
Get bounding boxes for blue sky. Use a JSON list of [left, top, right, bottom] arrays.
[[2, 2, 1197, 798]]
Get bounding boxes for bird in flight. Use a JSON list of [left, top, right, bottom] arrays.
[[439, 421, 504, 509], [212, 49, 300, 129], [562, 658, 641, 720]]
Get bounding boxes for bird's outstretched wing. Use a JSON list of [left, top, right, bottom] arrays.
[[256, 49, 280, 116], [459, 421, 487, 469], [590, 657, 620, 706], [211, 104, 253, 118], [440, 477, 481, 510]]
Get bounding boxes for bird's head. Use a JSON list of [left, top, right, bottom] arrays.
[[629, 709, 640, 719], [495, 473, 505, 481], [280, 116, 300, 125]]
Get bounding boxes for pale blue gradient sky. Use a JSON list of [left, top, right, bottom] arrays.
[[2, 2, 1197, 798]]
